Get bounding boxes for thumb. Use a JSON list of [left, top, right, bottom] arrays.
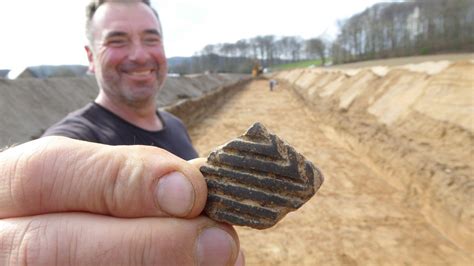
[[0, 136, 207, 219]]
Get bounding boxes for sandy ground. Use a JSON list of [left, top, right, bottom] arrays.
[[187, 80, 472, 265]]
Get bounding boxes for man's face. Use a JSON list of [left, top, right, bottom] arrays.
[[86, 2, 167, 107]]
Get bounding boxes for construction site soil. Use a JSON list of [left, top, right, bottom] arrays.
[[188, 54, 473, 265], [0, 54, 472, 265], [0, 73, 247, 146]]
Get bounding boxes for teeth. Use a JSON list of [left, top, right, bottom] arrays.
[[129, 70, 151, 76]]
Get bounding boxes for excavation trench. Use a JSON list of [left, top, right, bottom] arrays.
[[185, 79, 472, 266], [1, 55, 470, 265]]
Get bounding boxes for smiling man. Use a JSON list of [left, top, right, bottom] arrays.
[[42, 0, 198, 160]]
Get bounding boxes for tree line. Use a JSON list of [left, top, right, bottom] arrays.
[[169, 35, 325, 74], [198, 36, 326, 66], [169, 0, 474, 74], [332, 0, 474, 63]]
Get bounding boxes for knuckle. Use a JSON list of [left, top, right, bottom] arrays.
[[99, 145, 178, 217], [5, 217, 83, 265], [126, 224, 171, 265], [101, 147, 147, 216], [0, 221, 17, 264], [7, 151, 44, 215], [5, 139, 63, 216], [1, 219, 47, 265]]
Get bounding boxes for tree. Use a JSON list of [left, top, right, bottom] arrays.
[[235, 39, 250, 58], [305, 38, 326, 65], [262, 35, 276, 65]]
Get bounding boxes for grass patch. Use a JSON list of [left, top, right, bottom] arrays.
[[271, 59, 323, 71]]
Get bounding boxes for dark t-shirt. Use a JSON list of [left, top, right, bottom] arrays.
[[42, 102, 198, 160]]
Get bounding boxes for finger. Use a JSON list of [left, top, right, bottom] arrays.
[[0, 136, 207, 219], [236, 249, 246, 266], [0, 213, 240, 266], [189, 157, 207, 168]]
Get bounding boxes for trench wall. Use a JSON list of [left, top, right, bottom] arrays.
[[164, 78, 252, 128], [275, 60, 474, 253], [0, 74, 250, 147]]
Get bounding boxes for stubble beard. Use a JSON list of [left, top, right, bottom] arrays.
[[100, 70, 165, 109]]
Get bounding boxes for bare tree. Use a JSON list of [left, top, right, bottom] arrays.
[[305, 38, 326, 65], [202, 44, 217, 55], [262, 35, 276, 65], [235, 39, 250, 58]]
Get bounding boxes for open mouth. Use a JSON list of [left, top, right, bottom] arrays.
[[127, 70, 153, 76], [120, 62, 158, 80], [122, 68, 157, 81], [128, 70, 153, 76]]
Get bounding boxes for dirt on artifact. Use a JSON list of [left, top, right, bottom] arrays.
[[187, 54, 473, 265]]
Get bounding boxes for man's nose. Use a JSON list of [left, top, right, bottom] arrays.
[[129, 42, 150, 63]]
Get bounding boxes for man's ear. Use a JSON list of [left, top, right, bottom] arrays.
[[85, 45, 95, 73]]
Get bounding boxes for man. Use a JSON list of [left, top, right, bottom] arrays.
[[42, 0, 197, 160], [4, 1, 245, 264]]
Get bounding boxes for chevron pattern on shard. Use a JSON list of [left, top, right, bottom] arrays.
[[201, 122, 324, 229]]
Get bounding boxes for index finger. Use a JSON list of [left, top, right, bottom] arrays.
[[0, 136, 207, 219]]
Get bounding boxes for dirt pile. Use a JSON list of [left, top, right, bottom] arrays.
[[274, 59, 474, 253], [0, 74, 249, 147]]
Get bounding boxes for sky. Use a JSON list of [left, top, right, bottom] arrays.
[[0, 0, 389, 70]]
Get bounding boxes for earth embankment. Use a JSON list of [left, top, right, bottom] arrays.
[[0, 74, 249, 147], [273, 57, 474, 254]]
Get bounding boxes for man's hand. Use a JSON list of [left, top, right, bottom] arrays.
[[0, 137, 244, 265]]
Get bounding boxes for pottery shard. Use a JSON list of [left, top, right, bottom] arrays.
[[200, 122, 324, 229]]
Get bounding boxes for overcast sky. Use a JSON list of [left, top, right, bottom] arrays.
[[0, 0, 390, 69]]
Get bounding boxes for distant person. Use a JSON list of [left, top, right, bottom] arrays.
[[269, 79, 277, 91], [42, 0, 197, 160]]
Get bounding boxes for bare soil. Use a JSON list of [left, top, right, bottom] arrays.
[[188, 79, 472, 265]]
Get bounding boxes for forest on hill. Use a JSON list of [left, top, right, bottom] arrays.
[[168, 0, 474, 74]]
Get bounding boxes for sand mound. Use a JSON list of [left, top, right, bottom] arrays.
[[276, 59, 474, 253], [0, 74, 248, 147]]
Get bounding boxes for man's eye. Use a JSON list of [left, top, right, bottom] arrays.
[[108, 39, 127, 46], [144, 37, 160, 45]]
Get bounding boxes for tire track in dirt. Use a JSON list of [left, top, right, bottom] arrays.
[[188, 80, 471, 265]]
